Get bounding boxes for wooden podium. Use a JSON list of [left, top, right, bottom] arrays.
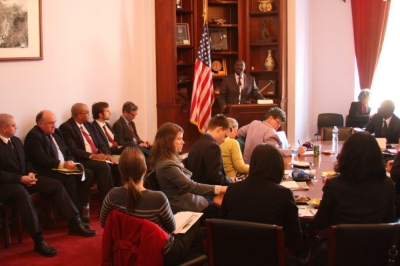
[[226, 104, 278, 127]]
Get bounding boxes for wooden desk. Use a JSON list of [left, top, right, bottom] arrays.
[[213, 141, 342, 213]]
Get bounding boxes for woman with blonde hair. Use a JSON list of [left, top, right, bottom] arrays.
[[100, 147, 203, 265]]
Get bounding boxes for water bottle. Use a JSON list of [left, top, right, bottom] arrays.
[[332, 126, 339, 154], [82, 203, 90, 219]]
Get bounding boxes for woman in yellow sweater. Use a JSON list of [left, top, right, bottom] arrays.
[[220, 117, 249, 178]]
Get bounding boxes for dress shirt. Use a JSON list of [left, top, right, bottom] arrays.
[[95, 120, 115, 147], [0, 135, 9, 144], [75, 122, 96, 153], [235, 74, 242, 86], [384, 116, 392, 128]]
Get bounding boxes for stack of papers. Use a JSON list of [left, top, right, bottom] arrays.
[[173, 212, 203, 234], [280, 181, 309, 190], [298, 206, 318, 217]]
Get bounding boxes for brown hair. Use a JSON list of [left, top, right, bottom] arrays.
[[118, 147, 147, 212], [148, 122, 183, 170]]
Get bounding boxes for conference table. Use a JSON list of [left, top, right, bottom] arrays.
[[213, 141, 343, 220]]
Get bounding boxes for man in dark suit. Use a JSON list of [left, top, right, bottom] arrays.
[[218, 59, 265, 113], [0, 114, 97, 257], [366, 100, 400, 144], [186, 115, 233, 186], [24, 110, 94, 221], [59, 103, 114, 203], [112, 101, 150, 157]]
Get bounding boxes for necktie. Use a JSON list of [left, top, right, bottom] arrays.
[[103, 125, 118, 147], [80, 126, 98, 154], [46, 134, 59, 160], [382, 120, 388, 137], [8, 139, 14, 150], [238, 76, 242, 87], [127, 122, 140, 143]]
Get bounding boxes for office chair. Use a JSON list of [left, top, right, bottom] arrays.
[[320, 127, 354, 141], [315, 113, 344, 140]]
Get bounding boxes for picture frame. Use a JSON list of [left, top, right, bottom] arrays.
[[0, 0, 43, 61], [211, 58, 227, 77], [176, 23, 190, 45], [209, 28, 228, 51]]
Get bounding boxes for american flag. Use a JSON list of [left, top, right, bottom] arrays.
[[190, 22, 214, 133]]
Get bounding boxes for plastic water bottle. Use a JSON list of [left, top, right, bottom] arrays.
[[332, 126, 339, 154], [82, 203, 90, 219]]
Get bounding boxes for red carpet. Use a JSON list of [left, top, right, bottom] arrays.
[[0, 201, 103, 266]]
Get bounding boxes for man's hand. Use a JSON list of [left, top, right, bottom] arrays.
[[387, 160, 394, 172], [63, 160, 77, 170], [21, 173, 37, 186], [90, 153, 108, 161], [105, 154, 116, 164], [140, 141, 150, 148]]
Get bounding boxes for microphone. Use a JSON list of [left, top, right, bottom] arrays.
[[238, 85, 243, 104]]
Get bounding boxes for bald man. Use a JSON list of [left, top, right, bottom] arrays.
[[59, 103, 114, 203], [24, 110, 94, 222]]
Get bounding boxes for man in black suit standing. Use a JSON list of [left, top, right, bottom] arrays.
[[186, 115, 233, 186], [112, 101, 151, 157], [218, 59, 265, 113], [0, 114, 96, 257], [366, 100, 400, 144], [59, 103, 114, 203], [24, 110, 94, 222]]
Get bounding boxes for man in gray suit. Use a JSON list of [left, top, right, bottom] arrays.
[[218, 59, 265, 113]]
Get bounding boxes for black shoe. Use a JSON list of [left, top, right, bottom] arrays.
[[79, 215, 90, 223], [34, 240, 58, 257], [69, 222, 97, 237]]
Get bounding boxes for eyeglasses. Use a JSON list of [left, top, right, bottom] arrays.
[[129, 112, 137, 117], [274, 118, 283, 127]]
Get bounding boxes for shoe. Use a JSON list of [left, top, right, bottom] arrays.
[[69, 222, 97, 237], [34, 240, 58, 257], [79, 215, 90, 223]]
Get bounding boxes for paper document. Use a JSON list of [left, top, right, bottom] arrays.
[[52, 163, 86, 181], [173, 211, 203, 234], [280, 181, 309, 190], [298, 206, 318, 217]]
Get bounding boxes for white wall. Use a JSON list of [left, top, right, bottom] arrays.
[[287, 0, 355, 144], [0, 0, 157, 142]]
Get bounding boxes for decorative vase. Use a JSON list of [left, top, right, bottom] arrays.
[[264, 50, 275, 71]]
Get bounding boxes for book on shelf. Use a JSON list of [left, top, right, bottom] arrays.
[[173, 211, 203, 234]]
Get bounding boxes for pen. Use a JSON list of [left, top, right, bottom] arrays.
[[298, 140, 301, 146]]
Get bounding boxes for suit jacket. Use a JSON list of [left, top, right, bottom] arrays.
[[24, 126, 74, 170], [0, 136, 36, 185], [365, 114, 400, 144], [219, 176, 302, 247], [92, 120, 119, 154], [59, 118, 111, 161], [218, 73, 264, 110], [112, 116, 142, 146], [314, 175, 395, 230], [187, 134, 232, 186], [347, 101, 371, 128], [155, 159, 215, 213]]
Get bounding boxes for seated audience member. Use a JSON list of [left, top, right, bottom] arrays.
[[100, 147, 205, 265], [59, 103, 114, 203], [92, 102, 123, 155], [148, 122, 227, 220], [186, 115, 233, 185], [24, 110, 94, 222], [220, 143, 302, 249], [313, 132, 395, 264], [389, 153, 400, 217], [237, 107, 305, 164], [365, 100, 400, 144], [112, 101, 151, 157], [219, 117, 249, 178], [347, 89, 372, 128], [0, 114, 97, 257]]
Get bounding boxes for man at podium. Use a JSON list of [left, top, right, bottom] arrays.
[[218, 59, 265, 113]]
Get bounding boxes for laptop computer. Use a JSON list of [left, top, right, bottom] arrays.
[[375, 138, 387, 151]]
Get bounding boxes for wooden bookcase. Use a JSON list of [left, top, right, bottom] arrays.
[[155, 0, 287, 150]]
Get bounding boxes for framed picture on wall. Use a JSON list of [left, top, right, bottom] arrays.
[[0, 0, 43, 61], [176, 23, 190, 45], [211, 58, 227, 77]]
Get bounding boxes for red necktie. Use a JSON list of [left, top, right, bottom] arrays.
[[80, 126, 98, 154], [127, 122, 140, 143], [103, 125, 118, 147], [238, 76, 242, 87]]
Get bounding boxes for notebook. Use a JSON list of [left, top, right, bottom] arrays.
[[276, 131, 289, 150]]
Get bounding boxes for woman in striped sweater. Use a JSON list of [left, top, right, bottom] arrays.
[[100, 147, 204, 265]]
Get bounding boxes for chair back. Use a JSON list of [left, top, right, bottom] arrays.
[[236, 137, 246, 155], [320, 127, 354, 141], [145, 170, 161, 191], [328, 223, 400, 266], [205, 219, 285, 266]]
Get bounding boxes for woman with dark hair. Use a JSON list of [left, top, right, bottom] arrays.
[[347, 89, 373, 128], [219, 143, 302, 248], [148, 122, 227, 218], [100, 147, 203, 265], [313, 132, 395, 265]]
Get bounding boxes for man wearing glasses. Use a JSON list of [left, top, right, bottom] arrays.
[[237, 107, 306, 164], [112, 101, 151, 157]]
